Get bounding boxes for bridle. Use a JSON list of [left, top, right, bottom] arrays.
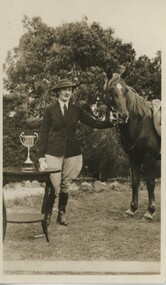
[[105, 84, 129, 125], [104, 78, 147, 151]]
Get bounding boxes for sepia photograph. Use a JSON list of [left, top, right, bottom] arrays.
[[0, 0, 166, 283]]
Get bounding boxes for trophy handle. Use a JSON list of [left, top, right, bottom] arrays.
[[33, 132, 39, 145], [20, 132, 25, 146]]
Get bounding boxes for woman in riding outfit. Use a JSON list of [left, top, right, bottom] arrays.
[[38, 79, 115, 226]]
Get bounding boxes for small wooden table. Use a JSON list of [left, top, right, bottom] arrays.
[[3, 167, 61, 242]]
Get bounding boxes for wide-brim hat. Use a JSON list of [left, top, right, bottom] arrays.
[[52, 79, 79, 92]]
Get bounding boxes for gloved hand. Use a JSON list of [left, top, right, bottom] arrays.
[[109, 111, 117, 126], [38, 157, 48, 171]]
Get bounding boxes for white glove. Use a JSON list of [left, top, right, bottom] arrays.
[[109, 111, 117, 125], [38, 157, 48, 171]]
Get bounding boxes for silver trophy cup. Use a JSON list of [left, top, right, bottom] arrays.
[[20, 132, 38, 171]]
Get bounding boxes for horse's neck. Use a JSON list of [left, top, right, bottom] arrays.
[[126, 87, 151, 118], [119, 124, 133, 152], [119, 117, 142, 152], [128, 116, 143, 137], [116, 82, 143, 137]]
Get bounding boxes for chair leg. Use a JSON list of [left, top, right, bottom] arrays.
[[3, 198, 7, 241], [42, 180, 56, 226], [42, 219, 49, 242]]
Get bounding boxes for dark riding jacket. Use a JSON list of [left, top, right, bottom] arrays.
[[39, 101, 113, 158]]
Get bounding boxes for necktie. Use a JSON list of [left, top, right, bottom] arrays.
[[63, 104, 68, 121]]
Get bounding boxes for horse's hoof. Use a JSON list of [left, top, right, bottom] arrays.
[[123, 208, 135, 218], [142, 211, 153, 221]]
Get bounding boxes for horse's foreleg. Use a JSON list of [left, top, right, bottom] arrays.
[[124, 158, 141, 217], [146, 178, 155, 215], [143, 156, 157, 219]]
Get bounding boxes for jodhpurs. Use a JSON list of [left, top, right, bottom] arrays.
[[45, 154, 83, 194]]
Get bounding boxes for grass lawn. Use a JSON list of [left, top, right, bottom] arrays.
[[3, 179, 160, 264]]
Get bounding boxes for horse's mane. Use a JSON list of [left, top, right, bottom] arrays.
[[122, 81, 153, 118]]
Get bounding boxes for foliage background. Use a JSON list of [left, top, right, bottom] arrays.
[[3, 16, 161, 179]]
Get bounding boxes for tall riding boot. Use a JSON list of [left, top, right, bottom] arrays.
[[57, 192, 68, 226]]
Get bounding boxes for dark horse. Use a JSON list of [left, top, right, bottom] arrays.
[[104, 76, 161, 219]]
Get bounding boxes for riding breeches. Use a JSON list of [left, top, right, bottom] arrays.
[[45, 154, 83, 194]]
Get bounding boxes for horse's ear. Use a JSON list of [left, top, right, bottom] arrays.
[[103, 79, 108, 91], [106, 66, 113, 80]]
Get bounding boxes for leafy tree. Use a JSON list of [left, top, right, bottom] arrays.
[[3, 16, 161, 179], [4, 16, 136, 116], [125, 52, 161, 100]]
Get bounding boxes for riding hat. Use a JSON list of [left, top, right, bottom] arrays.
[[52, 79, 78, 92]]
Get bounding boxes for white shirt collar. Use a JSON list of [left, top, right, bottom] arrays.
[[58, 99, 69, 115], [58, 99, 69, 108]]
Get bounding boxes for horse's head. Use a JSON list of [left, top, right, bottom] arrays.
[[104, 78, 129, 124]]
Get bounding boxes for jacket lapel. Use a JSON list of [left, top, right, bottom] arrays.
[[67, 102, 74, 121], [55, 101, 73, 123], [57, 101, 70, 123], [55, 101, 64, 122]]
